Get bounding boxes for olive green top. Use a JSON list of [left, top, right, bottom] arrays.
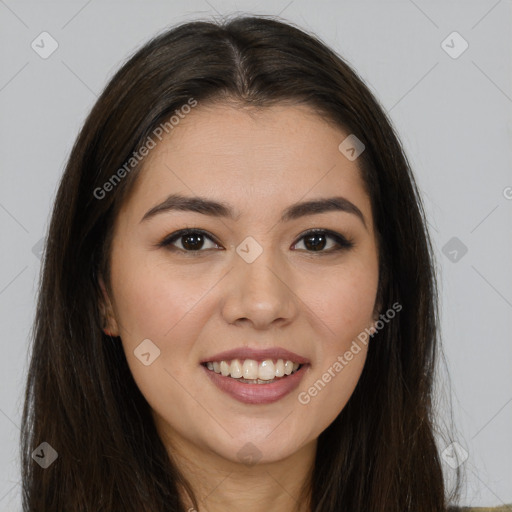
[[455, 507, 512, 511]]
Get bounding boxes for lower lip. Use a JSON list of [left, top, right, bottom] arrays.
[[201, 363, 309, 405]]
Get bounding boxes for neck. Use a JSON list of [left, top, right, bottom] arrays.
[[158, 424, 316, 512]]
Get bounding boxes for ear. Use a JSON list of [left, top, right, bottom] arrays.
[[369, 305, 381, 333], [98, 276, 120, 337], [372, 287, 385, 329]]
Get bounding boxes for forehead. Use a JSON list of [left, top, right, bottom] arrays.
[[118, 103, 373, 230]]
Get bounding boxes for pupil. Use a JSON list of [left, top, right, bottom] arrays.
[[304, 233, 326, 251], [183, 233, 203, 250]]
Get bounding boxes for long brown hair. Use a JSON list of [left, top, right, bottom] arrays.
[[20, 14, 463, 511]]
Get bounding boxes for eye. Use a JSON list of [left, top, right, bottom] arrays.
[[157, 228, 354, 255], [292, 229, 355, 253], [158, 229, 221, 254]]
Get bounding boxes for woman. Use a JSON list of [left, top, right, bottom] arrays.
[[20, 14, 477, 511]]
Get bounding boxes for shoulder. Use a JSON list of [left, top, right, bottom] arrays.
[[448, 507, 512, 511]]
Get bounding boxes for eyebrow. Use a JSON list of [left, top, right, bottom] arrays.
[[140, 193, 367, 230]]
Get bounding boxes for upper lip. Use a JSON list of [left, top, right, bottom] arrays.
[[200, 347, 310, 365]]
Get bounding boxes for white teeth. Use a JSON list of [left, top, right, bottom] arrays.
[[284, 360, 294, 375], [242, 359, 259, 380], [258, 360, 275, 380], [230, 359, 243, 378], [275, 359, 285, 377], [204, 358, 303, 380], [220, 361, 230, 377]]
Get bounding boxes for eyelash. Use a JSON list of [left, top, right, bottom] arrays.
[[157, 228, 355, 256]]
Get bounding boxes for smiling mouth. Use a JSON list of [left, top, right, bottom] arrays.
[[201, 359, 303, 384], [201, 361, 309, 405]]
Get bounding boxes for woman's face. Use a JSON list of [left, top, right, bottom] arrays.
[[102, 103, 380, 466]]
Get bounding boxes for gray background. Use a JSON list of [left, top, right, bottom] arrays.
[[1, 0, 511, 509]]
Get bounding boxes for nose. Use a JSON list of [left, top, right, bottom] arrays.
[[221, 247, 298, 330]]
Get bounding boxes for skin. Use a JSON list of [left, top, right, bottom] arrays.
[[100, 103, 380, 512]]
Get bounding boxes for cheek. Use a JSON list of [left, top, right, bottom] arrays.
[[300, 252, 379, 346], [292, 255, 377, 428], [324, 272, 377, 338], [296, 343, 367, 444], [110, 254, 213, 423], [110, 249, 225, 387], [110, 250, 208, 344]]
